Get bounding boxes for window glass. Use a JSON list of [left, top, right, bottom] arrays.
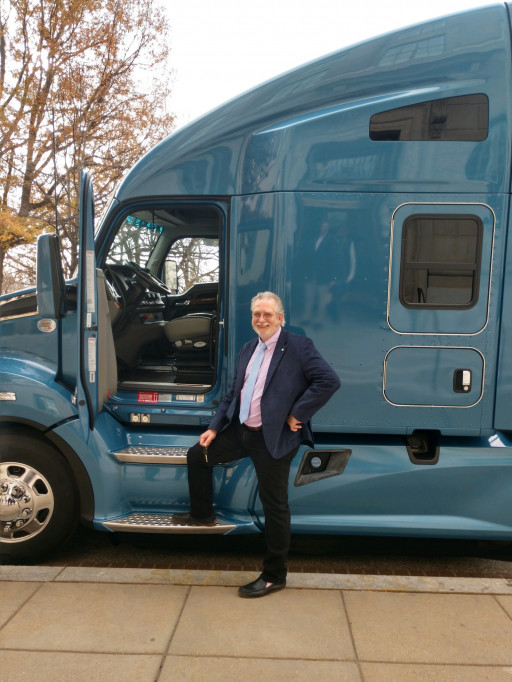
[[105, 206, 221, 287], [400, 214, 483, 309], [106, 214, 163, 267], [165, 237, 219, 294], [370, 94, 488, 141]]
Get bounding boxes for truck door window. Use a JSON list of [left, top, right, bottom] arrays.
[[400, 214, 483, 309]]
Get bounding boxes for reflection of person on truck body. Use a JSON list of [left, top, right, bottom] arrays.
[[302, 220, 344, 327], [172, 291, 340, 598]]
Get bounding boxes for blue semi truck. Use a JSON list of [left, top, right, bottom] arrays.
[[2, 3, 512, 560]]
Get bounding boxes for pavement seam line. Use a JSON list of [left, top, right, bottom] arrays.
[[340, 589, 363, 680], [493, 593, 512, 624], [154, 584, 192, 681], [0, 582, 46, 636], [51, 566, 67, 581]]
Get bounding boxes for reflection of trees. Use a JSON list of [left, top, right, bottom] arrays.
[[171, 238, 219, 293], [107, 215, 219, 294], [107, 220, 162, 267]]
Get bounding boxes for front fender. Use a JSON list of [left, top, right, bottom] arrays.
[[0, 356, 76, 427]]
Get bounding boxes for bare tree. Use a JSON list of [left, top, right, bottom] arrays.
[[0, 0, 175, 292]]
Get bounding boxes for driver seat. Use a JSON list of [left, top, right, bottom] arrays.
[[164, 313, 213, 350], [164, 312, 216, 382]]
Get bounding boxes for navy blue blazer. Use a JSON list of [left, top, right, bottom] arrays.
[[209, 328, 341, 459]]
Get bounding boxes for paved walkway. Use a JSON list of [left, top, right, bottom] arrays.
[[1, 566, 512, 681]]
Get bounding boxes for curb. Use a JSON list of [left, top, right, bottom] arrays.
[[2, 565, 512, 594]]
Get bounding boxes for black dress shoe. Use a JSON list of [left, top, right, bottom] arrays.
[[171, 512, 216, 526], [238, 576, 286, 598]]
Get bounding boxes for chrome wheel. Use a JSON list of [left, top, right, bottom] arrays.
[[0, 462, 54, 542], [0, 429, 78, 561]]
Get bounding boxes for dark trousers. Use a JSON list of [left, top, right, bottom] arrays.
[[186, 422, 298, 583]]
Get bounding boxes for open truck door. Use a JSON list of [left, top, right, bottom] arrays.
[[76, 171, 117, 432]]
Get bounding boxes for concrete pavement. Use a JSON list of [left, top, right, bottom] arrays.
[[1, 566, 512, 681]]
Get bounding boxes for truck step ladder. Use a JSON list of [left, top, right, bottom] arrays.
[[103, 513, 236, 534], [111, 446, 189, 464], [106, 446, 238, 533]]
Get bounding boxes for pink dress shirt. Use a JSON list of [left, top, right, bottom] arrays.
[[240, 328, 281, 427]]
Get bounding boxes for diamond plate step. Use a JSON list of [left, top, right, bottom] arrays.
[[112, 446, 188, 464], [103, 513, 236, 534]]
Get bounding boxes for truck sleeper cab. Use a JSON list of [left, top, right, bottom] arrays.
[[2, 3, 512, 561]]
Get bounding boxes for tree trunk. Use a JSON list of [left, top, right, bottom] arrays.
[[0, 248, 5, 294]]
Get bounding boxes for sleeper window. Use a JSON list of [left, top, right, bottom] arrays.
[[400, 214, 483, 309], [370, 94, 489, 141]]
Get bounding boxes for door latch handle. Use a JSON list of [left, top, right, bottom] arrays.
[[453, 369, 472, 393]]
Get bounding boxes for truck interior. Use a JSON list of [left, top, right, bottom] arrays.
[[101, 204, 222, 393]]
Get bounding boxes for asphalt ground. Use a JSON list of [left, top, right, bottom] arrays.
[[27, 525, 512, 578]]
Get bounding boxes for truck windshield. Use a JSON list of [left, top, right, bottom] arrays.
[[106, 214, 163, 268]]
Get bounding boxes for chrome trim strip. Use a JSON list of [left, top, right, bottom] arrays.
[[386, 202, 495, 336], [382, 344, 485, 408]]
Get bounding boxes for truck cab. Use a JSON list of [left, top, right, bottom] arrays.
[[2, 3, 512, 561]]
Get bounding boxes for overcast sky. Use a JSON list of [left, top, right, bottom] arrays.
[[165, 0, 495, 128]]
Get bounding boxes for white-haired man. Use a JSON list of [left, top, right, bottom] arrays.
[[173, 291, 340, 597]]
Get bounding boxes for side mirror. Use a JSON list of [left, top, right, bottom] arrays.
[[164, 259, 179, 294], [36, 234, 67, 319]]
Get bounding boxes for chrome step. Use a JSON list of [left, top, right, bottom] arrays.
[[103, 513, 236, 534], [112, 446, 188, 464]]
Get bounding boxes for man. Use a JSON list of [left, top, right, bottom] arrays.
[[172, 291, 340, 597]]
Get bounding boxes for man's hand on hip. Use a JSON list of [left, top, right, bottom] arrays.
[[286, 415, 302, 432]]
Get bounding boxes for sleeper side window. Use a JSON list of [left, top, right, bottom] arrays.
[[369, 94, 489, 141], [399, 214, 483, 309]]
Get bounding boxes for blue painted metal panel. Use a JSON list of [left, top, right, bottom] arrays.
[[0, 317, 59, 376], [51, 416, 259, 528], [383, 346, 483, 406], [229, 191, 503, 435], [0, 358, 76, 427], [110, 5, 511, 204], [283, 433, 512, 538], [494, 199, 512, 430]]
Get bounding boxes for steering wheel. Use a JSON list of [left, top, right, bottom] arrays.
[[124, 261, 173, 295]]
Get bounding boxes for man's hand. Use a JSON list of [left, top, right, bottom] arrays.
[[199, 429, 218, 447], [286, 415, 302, 432]]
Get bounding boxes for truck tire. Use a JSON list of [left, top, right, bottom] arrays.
[[0, 429, 78, 562]]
